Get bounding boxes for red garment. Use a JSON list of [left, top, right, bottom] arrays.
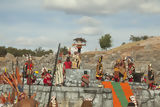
[[64, 61, 72, 69], [25, 62, 33, 70], [96, 77, 102, 80], [81, 74, 89, 87], [129, 78, 133, 82], [42, 73, 52, 86]]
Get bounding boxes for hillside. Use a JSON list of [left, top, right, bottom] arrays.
[[0, 36, 160, 83], [81, 36, 160, 82]]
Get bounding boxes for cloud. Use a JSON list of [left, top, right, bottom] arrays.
[[6, 36, 57, 50], [44, 0, 160, 15], [73, 16, 103, 36], [76, 16, 101, 26], [74, 26, 102, 36]]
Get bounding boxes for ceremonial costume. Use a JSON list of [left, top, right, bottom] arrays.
[[55, 61, 64, 86], [41, 67, 52, 86], [96, 56, 103, 80], [81, 71, 89, 87]]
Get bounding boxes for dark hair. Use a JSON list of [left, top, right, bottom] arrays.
[[66, 57, 70, 62], [84, 71, 87, 74]]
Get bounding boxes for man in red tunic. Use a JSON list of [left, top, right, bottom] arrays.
[[41, 67, 52, 86], [81, 71, 89, 87], [63, 57, 72, 76]]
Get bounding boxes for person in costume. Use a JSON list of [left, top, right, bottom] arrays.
[[72, 52, 81, 69], [72, 38, 86, 54], [114, 67, 120, 82], [24, 55, 33, 78], [41, 67, 52, 86], [148, 64, 154, 89], [81, 71, 89, 87], [48, 96, 58, 107], [64, 57, 72, 71], [96, 56, 103, 80], [127, 96, 138, 107], [55, 59, 64, 86], [104, 73, 110, 81]]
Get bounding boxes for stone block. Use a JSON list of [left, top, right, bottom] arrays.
[[149, 90, 155, 98], [106, 93, 113, 100], [38, 86, 44, 91], [154, 96, 160, 107], [154, 90, 160, 96], [35, 92, 41, 101], [147, 99, 155, 107], [44, 93, 49, 104], [103, 100, 113, 107], [23, 85, 29, 90], [40, 92, 46, 103], [93, 94, 103, 107], [57, 92, 65, 101], [79, 93, 95, 100], [142, 90, 149, 99], [141, 103, 147, 107], [43, 86, 50, 92], [65, 92, 78, 101]]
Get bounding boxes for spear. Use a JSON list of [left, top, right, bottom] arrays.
[[47, 43, 61, 106]]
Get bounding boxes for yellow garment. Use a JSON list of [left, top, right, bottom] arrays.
[[96, 63, 103, 78], [114, 68, 119, 72], [123, 72, 127, 80], [34, 71, 39, 74], [5, 67, 7, 72]]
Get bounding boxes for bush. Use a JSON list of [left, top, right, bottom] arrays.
[[130, 35, 150, 42], [0, 46, 53, 57]]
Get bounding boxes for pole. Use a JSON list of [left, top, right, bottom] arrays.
[[22, 65, 25, 87], [28, 59, 32, 98], [47, 43, 61, 106]]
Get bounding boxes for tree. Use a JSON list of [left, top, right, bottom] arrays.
[[121, 42, 126, 45], [34, 47, 45, 57], [99, 34, 112, 50], [60, 46, 68, 55], [0, 46, 7, 57]]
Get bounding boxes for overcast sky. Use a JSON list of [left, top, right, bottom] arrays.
[[0, 0, 160, 52]]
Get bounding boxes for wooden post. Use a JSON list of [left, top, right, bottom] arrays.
[[48, 43, 61, 106]]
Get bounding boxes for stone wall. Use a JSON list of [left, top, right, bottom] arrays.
[[65, 69, 99, 87], [129, 82, 160, 107], [0, 85, 113, 107], [0, 82, 160, 107]]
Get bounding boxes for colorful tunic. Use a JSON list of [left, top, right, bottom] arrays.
[[81, 74, 89, 87], [42, 72, 52, 86], [96, 62, 103, 80]]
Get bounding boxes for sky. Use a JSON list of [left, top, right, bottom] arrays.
[[0, 0, 160, 52]]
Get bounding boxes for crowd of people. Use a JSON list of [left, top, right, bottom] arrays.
[[23, 51, 81, 87], [95, 55, 160, 90]]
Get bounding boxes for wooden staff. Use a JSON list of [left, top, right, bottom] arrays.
[[48, 43, 61, 106]]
